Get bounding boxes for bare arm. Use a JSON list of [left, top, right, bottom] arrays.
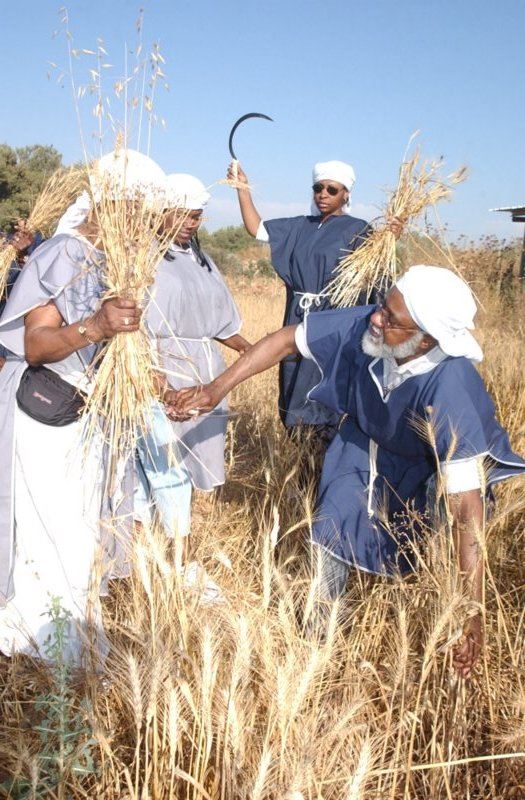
[[216, 333, 252, 354], [227, 162, 262, 237], [449, 489, 484, 678], [24, 297, 142, 366], [165, 325, 298, 416]]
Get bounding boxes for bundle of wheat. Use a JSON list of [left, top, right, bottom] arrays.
[[0, 166, 87, 297], [328, 147, 467, 308], [81, 151, 187, 479]]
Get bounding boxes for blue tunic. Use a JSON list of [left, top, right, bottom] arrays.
[[264, 214, 371, 429], [304, 307, 525, 575]]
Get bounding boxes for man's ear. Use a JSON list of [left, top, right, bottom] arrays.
[[421, 334, 437, 351]]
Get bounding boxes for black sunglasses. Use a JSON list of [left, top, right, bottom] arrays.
[[312, 182, 341, 196]]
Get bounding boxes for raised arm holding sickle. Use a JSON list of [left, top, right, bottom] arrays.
[[164, 267, 525, 678], [227, 161, 404, 240]]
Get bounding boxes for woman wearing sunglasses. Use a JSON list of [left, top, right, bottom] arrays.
[[227, 159, 375, 443]]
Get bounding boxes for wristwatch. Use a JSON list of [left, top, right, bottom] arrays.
[[78, 324, 97, 346]]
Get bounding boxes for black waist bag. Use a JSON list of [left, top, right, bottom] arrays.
[[16, 366, 87, 427]]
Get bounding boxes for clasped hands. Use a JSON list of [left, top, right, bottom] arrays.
[[163, 384, 219, 421]]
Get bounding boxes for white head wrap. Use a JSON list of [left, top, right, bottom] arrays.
[[54, 190, 92, 236], [90, 148, 166, 203], [54, 149, 166, 236], [396, 265, 483, 362], [164, 173, 211, 210], [310, 160, 356, 215]]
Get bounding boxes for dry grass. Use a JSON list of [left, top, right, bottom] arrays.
[[328, 146, 467, 307], [0, 243, 524, 799], [0, 167, 87, 298]]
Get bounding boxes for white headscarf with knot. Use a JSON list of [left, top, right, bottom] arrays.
[[396, 265, 483, 363], [310, 160, 356, 216], [55, 149, 166, 235], [164, 173, 211, 210]]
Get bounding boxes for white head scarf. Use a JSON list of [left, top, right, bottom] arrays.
[[310, 160, 356, 215], [54, 149, 166, 236], [164, 173, 211, 210], [55, 190, 92, 236], [396, 265, 483, 362], [55, 150, 166, 236], [90, 148, 166, 203]]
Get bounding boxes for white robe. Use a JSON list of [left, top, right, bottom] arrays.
[[0, 406, 107, 664], [0, 235, 118, 665]]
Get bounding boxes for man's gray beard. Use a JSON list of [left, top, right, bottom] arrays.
[[361, 328, 425, 360]]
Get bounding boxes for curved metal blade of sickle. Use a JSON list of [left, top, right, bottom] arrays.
[[228, 113, 274, 160]]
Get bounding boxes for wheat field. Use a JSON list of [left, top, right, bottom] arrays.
[[0, 237, 524, 799]]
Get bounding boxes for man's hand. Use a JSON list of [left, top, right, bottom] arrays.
[[163, 384, 221, 420], [227, 161, 249, 186], [386, 215, 404, 240], [447, 489, 485, 679], [89, 298, 142, 341], [11, 220, 35, 254], [452, 613, 483, 678]]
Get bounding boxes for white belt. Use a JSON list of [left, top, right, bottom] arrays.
[[367, 439, 378, 517], [171, 336, 214, 383], [294, 291, 328, 316]]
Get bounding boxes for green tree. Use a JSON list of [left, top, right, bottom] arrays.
[[199, 225, 254, 252], [0, 143, 63, 231]]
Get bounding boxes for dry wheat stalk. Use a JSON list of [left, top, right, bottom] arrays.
[[25, 166, 88, 237], [82, 165, 187, 481], [217, 176, 254, 191], [328, 148, 467, 308], [0, 166, 87, 297], [1, 251, 524, 798]]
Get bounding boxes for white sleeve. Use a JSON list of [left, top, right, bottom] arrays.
[[441, 457, 482, 494], [255, 221, 270, 242], [294, 323, 314, 360]]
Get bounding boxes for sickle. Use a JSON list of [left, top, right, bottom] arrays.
[[228, 112, 273, 160]]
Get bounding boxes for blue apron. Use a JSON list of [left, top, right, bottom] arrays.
[[264, 214, 371, 430]]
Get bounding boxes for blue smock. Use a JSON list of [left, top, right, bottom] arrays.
[[263, 214, 371, 429], [304, 306, 525, 575]]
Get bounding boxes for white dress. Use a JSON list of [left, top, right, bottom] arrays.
[[0, 406, 107, 663], [0, 235, 109, 665]]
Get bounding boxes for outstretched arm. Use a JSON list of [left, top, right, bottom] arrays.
[[449, 489, 484, 678], [165, 325, 298, 417]]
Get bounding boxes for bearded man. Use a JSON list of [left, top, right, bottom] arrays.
[[167, 265, 525, 676]]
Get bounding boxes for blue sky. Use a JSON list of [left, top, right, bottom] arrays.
[[1, 0, 524, 239]]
